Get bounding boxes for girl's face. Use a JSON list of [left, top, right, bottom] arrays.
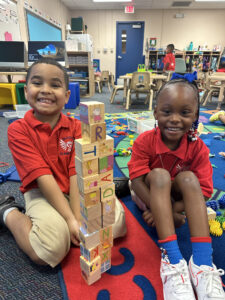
[[154, 84, 198, 150], [24, 63, 70, 123]]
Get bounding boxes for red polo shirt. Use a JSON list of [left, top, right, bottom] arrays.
[[163, 53, 175, 71], [8, 110, 81, 194], [128, 128, 213, 198]]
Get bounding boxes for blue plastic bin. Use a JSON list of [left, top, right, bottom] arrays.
[[65, 82, 80, 109]]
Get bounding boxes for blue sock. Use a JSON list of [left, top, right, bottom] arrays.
[[159, 234, 183, 265], [191, 237, 213, 267]]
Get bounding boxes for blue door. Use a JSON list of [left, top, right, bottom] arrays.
[[116, 21, 145, 80]]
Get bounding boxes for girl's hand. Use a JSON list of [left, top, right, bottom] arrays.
[[142, 210, 155, 227], [67, 218, 80, 246]]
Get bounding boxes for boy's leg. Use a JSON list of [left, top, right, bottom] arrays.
[[3, 189, 71, 267], [112, 196, 127, 239]]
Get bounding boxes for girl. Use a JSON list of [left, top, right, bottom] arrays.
[[128, 79, 225, 300]]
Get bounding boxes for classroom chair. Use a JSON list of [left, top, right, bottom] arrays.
[[0, 83, 17, 110], [16, 83, 28, 104], [65, 82, 80, 109], [125, 72, 153, 110], [175, 58, 187, 73], [110, 75, 124, 104], [95, 71, 111, 93]]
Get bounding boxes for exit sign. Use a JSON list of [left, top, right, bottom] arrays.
[[125, 5, 134, 13]]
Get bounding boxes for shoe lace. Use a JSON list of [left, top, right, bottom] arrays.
[[163, 260, 192, 294], [200, 267, 225, 296]]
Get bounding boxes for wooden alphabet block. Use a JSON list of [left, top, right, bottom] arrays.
[[77, 173, 99, 193], [99, 135, 114, 158], [80, 255, 101, 276], [102, 210, 115, 228], [100, 247, 111, 264], [80, 189, 100, 207], [99, 225, 113, 248], [80, 101, 105, 125], [100, 183, 115, 202], [81, 265, 101, 285], [80, 243, 101, 262], [75, 157, 98, 177], [80, 201, 101, 221], [99, 170, 113, 187], [207, 207, 216, 220], [75, 139, 99, 161], [99, 155, 114, 174], [101, 198, 115, 216], [81, 215, 102, 234], [101, 259, 111, 274], [79, 228, 100, 249], [82, 122, 106, 143]]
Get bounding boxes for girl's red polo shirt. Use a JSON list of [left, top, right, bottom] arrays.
[[128, 128, 213, 198]]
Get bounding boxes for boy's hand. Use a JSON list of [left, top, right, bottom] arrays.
[[67, 218, 80, 246], [142, 210, 155, 227]]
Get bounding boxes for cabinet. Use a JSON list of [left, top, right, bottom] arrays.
[[146, 49, 221, 72], [67, 51, 94, 97]]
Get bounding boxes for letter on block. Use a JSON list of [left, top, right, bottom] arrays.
[[75, 139, 99, 161], [82, 122, 106, 143], [80, 201, 101, 221], [99, 170, 113, 187], [101, 259, 111, 274], [100, 225, 113, 248], [99, 135, 114, 158], [75, 157, 98, 178], [102, 198, 115, 216], [100, 247, 111, 264], [99, 155, 114, 174], [80, 189, 100, 207], [77, 173, 99, 193], [80, 101, 105, 125], [79, 228, 100, 249], [100, 183, 115, 202], [81, 215, 102, 234], [80, 243, 101, 262]]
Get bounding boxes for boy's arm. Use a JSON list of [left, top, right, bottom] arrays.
[[69, 175, 80, 222], [37, 174, 80, 246]]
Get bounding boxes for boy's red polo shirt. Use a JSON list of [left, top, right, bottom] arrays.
[[128, 128, 213, 198], [163, 53, 175, 71], [8, 110, 81, 194]]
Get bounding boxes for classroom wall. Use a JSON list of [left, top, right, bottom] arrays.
[[71, 9, 225, 75]]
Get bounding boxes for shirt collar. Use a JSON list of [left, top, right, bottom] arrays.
[[24, 109, 70, 130], [155, 127, 188, 160]]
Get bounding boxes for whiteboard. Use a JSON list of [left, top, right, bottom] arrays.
[[0, 0, 21, 41]]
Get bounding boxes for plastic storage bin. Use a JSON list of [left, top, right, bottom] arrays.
[[65, 82, 80, 109], [16, 83, 28, 104], [127, 112, 154, 134]]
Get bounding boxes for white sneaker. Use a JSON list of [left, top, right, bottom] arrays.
[[189, 255, 225, 299], [160, 253, 195, 300]]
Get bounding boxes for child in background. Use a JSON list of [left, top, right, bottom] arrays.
[[163, 44, 175, 72], [128, 78, 225, 300], [0, 58, 126, 268]]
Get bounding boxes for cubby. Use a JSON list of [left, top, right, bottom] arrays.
[[67, 51, 94, 97]]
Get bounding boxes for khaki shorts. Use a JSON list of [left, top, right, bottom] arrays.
[[24, 189, 126, 268]]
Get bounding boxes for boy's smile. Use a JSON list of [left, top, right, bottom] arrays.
[[24, 63, 70, 125], [154, 84, 198, 150]]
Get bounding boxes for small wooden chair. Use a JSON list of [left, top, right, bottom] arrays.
[[200, 72, 222, 106], [95, 71, 111, 93], [125, 72, 153, 110], [110, 75, 124, 103]]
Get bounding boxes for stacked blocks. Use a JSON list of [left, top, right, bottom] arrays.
[[75, 101, 115, 285]]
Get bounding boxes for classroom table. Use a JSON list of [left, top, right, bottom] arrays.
[[208, 73, 225, 109], [119, 73, 167, 103], [0, 72, 27, 83]]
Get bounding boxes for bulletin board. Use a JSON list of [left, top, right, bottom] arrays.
[[0, 0, 21, 41], [26, 11, 62, 41]]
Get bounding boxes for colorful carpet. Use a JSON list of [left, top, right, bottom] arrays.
[[59, 110, 225, 299]]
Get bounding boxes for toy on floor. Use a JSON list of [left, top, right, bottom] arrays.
[[219, 152, 225, 158], [75, 101, 114, 285]]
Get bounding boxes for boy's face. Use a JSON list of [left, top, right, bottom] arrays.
[[154, 84, 198, 150], [24, 63, 70, 121]]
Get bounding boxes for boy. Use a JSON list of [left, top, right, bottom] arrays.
[[163, 44, 175, 72], [0, 58, 126, 267]]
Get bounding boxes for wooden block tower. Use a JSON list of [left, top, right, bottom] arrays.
[[75, 101, 115, 285]]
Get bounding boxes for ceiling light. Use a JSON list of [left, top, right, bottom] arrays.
[[93, 0, 131, 2], [195, 0, 225, 2]]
